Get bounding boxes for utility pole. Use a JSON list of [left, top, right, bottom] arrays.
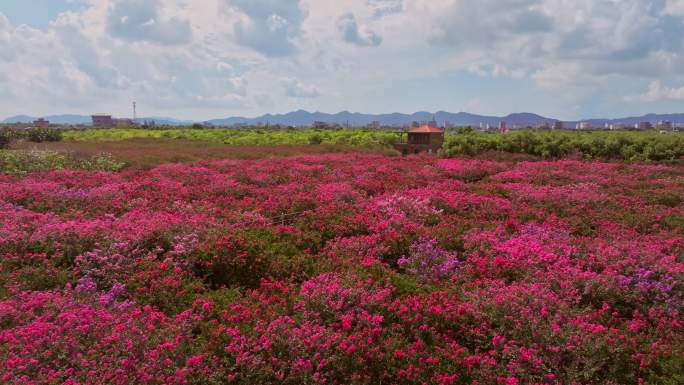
[[133, 101, 137, 121]]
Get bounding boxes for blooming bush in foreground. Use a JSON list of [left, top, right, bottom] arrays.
[[1, 154, 683, 384]]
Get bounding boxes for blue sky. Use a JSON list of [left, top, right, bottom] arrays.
[[0, 1, 84, 29], [1, 0, 683, 121]]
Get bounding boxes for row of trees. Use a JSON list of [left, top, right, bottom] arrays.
[[0, 127, 63, 149], [443, 130, 684, 161]]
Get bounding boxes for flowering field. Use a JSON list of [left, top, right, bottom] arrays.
[[1, 154, 683, 384]]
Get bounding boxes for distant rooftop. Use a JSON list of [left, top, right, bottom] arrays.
[[409, 125, 444, 133]]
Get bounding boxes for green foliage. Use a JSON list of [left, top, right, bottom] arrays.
[[126, 260, 206, 315], [53, 127, 684, 162], [191, 228, 308, 289], [389, 273, 422, 296], [444, 130, 684, 161], [645, 352, 684, 385], [202, 287, 243, 311], [26, 127, 63, 143], [16, 265, 73, 292], [63, 128, 399, 148], [87, 153, 126, 172], [0, 130, 11, 149], [648, 192, 682, 208], [456, 126, 475, 135], [0, 150, 125, 176], [308, 133, 324, 145]]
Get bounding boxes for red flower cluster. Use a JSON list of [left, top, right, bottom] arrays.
[[1, 155, 682, 384]]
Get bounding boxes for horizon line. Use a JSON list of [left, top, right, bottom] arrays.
[[3, 109, 684, 124]]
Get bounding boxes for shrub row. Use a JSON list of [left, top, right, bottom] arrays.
[[0, 150, 125, 176], [26, 127, 63, 143], [443, 130, 684, 161], [64, 128, 399, 148], [0, 131, 10, 149], [0, 127, 63, 147]]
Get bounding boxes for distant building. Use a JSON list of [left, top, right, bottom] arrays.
[[33, 118, 50, 128], [141, 119, 157, 127], [636, 122, 653, 130], [537, 122, 551, 130], [115, 118, 135, 127], [92, 114, 115, 128], [553, 121, 564, 130], [394, 125, 445, 155], [312, 121, 329, 129], [367, 121, 381, 129], [576, 122, 592, 130], [609, 123, 627, 130], [478, 123, 496, 132], [656, 121, 673, 131], [428, 116, 439, 129], [499, 121, 508, 134]]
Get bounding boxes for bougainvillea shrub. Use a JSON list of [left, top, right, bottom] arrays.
[[1, 155, 682, 384]]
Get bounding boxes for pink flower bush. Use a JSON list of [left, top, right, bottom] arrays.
[[1, 154, 683, 384]]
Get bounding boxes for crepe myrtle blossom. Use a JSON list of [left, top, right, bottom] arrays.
[[0, 154, 682, 384], [397, 237, 461, 280]]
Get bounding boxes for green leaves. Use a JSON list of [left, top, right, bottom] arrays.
[[63, 128, 400, 149], [0, 150, 125, 176], [444, 130, 684, 161]]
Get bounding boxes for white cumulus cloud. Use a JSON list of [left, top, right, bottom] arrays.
[[281, 78, 320, 98], [1, 0, 684, 120], [625, 80, 684, 102]]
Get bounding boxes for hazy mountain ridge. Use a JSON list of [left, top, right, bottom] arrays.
[[3, 111, 684, 127], [205, 110, 556, 127], [207, 111, 684, 127]]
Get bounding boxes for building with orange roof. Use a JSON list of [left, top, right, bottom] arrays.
[[394, 124, 445, 155]]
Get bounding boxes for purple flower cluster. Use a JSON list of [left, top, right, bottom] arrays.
[[398, 237, 461, 280], [619, 268, 682, 312]]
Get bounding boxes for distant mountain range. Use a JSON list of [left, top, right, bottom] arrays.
[[206, 110, 560, 127], [206, 110, 684, 127], [3, 111, 684, 127], [575, 113, 684, 127]]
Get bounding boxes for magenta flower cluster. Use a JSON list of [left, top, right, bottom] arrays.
[[0, 155, 682, 384]]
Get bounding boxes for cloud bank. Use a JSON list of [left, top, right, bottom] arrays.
[[1, 0, 683, 119]]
